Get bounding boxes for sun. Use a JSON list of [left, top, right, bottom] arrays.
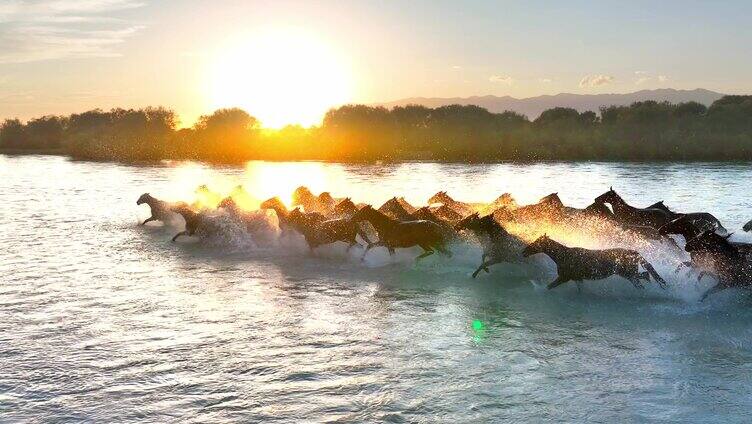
[[210, 28, 353, 128]]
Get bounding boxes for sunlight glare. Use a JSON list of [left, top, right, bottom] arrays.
[[210, 28, 353, 128]]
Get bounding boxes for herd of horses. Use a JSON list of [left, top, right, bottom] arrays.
[[137, 185, 752, 301]]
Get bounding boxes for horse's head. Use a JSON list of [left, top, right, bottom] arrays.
[[351, 204, 376, 222], [428, 191, 450, 205], [334, 198, 357, 215], [454, 212, 480, 231], [137, 193, 152, 205], [594, 186, 619, 205], [540, 192, 563, 207], [218, 197, 236, 210], [292, 186, 314, 206], [318, 192, 335, 205], [260, 196, 287, 215], [494, 193, 517, 208], [522, 234, 551, 257]]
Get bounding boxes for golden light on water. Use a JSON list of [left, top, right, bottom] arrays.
[[209, 28, 353, 128], [167, 162, 340, 210]]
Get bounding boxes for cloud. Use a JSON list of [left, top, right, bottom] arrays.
[[0, 0, 145, 63], [579, 74, 614, 88], [658, 75, 669, 82], [489, 74, 514, 85], [539, 78, 553, 84], [634, 70, 648, 76], [636, 77, 651, 85], [451, 65, 462, 70]]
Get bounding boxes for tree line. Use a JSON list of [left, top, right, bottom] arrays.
[[1, 95, 751, 162]]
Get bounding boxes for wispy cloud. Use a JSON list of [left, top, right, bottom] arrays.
[[539, 78, 553, 84], [0, 0, 145, 63], [489, 74, 513, 85], [658, 75, 669, 82], [579, 74, 614, 88], [636, 77, 651, 85]]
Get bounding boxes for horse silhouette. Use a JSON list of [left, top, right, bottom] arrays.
[[523, 234, 667, 290], [455, 213, 526, 278], [352, 205, 451, 260]]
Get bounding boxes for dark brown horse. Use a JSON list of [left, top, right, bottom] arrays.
[[333, 197, 360, 218], [410, 207, 458, 240], [170, 204, 205, 242], [378, 197, 415, 221], [455, 213, 526, 278], [522, 234, 667, 290], [594, 188, 671, 229], [287, 208, 372, 252], [352, 205, 451, 260], [684, 230, 752, 300]]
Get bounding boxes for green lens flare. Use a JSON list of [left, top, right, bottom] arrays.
[[472, 320, 484, 331]]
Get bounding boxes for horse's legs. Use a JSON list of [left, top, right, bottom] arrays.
[[171, 230, 188, 242], [547, 275, 568, 290], [472, 260, 494, 278], [627, 276, 645, 289], [416, 244, 434, 261], [675, 261, 692, 274], [141, 216, 156, 226]]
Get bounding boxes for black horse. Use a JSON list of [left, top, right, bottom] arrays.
[[594, 187, 672, 229], [352, 205, 451, 260], [522, 234, 667, 290], [455, 213, 526, 278], [648, 201, 726, 234], [659, 216, 752, 268], [684, 230, 752, 300]]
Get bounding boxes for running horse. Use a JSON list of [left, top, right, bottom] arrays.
[[287, 207, 372, 252], [136, 193, 181, 225], [522, 234, 667, 290], [170, 204, 209, 242], [684, 230, 752, 300], [351, 205, 452, 260], [378, 197, 416, 221], [455, 213, 526, 278], [648, 200, 726, 234], [594, 187, 672, 229]]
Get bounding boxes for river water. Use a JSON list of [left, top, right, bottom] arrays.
[[2, 155, 752, 423]]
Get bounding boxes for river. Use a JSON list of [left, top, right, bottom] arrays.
[[2, 154, 752, 423]]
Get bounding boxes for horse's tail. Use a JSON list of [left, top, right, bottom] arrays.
[[639, 256, 668, 289]]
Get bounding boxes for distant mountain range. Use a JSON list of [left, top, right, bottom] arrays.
[[377, 88, 725, 119]]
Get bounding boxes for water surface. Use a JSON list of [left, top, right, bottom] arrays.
[[2, 155, 752, 423]]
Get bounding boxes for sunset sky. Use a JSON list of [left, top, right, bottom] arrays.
[[1, 0, 750, 127]]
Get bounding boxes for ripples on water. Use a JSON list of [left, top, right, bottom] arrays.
[[2, 155, 752, 423]]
